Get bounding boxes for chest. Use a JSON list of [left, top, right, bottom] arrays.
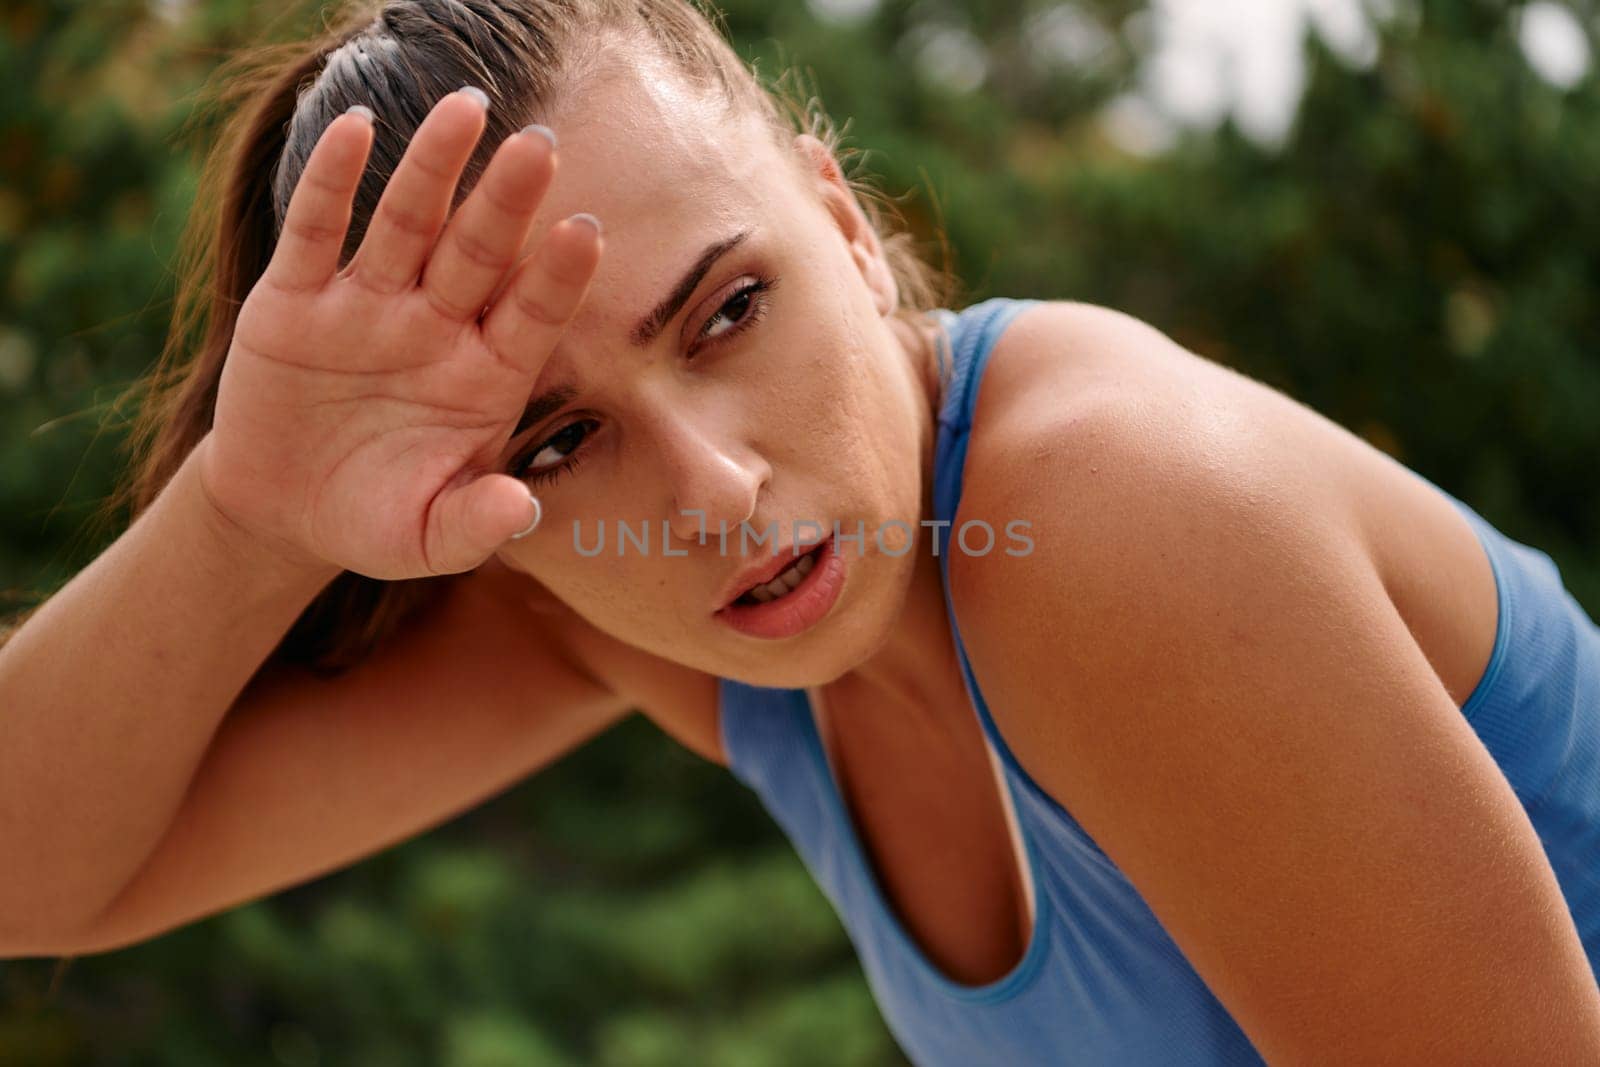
[[802, 681, 1039, 989]]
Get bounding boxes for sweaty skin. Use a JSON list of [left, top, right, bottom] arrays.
[[478, 45, 1598, 1051], [490, 50, 944, 692]]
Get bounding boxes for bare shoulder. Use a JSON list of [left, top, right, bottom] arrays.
[[940, 301, 1600, 1058], [950, 297, 1496, 704], [947, 324, 1358, 690], [961, 297, 1333, 474], [951, 298, 1356, 578], [473, 557, 726, 767]]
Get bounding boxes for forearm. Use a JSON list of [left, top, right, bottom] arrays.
[[0, 438, 340, 936]]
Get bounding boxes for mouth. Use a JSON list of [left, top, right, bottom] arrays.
[[728, 537, 829, 607], [713, 535, 847, 640]]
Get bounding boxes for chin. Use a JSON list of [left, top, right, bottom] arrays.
[[737, 643, 867, 690]]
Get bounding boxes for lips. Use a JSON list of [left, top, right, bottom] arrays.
[[715, 535, 831, 611], [711, 533, 846, 639]]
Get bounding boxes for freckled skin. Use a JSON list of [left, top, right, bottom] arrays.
[[491, 50, 942, 688]]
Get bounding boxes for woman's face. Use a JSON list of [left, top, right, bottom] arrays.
[[492, 55, 938, 688]]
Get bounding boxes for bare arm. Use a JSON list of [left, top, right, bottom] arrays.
[[7, 544, 632, 958], [955, 311, 1600, 1061], [2, 86, 612, 953], [0, 441, 341, 937]]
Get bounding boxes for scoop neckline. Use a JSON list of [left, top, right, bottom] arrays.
[[795, 685, 1053, 1004]]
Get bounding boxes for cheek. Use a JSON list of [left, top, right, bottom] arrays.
[[541, 556, 679, 634]]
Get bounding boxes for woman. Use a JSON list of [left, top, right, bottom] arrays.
[[1, 1, 1596, 1062]]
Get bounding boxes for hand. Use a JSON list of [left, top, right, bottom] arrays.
[[197, 88, 600, 579]]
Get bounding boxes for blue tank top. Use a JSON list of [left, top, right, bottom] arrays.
[[717, 297, 1600, 1065]]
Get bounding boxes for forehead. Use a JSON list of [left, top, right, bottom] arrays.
[[527, 53, 798, 259], [504, 50, 812, 365]]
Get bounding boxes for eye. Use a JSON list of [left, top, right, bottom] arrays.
[[508, 419, 596, 485], [694, 275, 775, 350]]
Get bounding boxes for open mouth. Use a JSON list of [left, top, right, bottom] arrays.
[[731, 538, 829, 607], [713, 534, 846, 640]]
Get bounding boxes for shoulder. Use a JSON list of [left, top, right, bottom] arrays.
[[949, 298, 1352, 621], [954, 298, 1287, 511], [941, 303, 1600, 1057], [945, 301, 1389, 783]]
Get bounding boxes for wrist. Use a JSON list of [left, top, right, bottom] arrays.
[[176, 438, 344, 595]]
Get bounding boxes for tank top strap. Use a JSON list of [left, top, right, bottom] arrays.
[[721, 296, 1037, 783], [720, 295, 1052, 870], [928, 298, 1130, 876], [930, 297, 1039, 543]]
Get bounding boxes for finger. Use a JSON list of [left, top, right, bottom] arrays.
[[425, 475, 542, 574], [342, 87, 489, 294], [479, 213, 604, 376], [418, 123, 557, 322], [263, 107, 374, 293]]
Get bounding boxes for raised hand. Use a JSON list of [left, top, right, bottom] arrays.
[[197, 87, 600, 579]]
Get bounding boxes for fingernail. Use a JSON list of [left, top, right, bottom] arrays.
[[458, 85, 489, 110], [520, 123, 557, 150], [345, 103, 375, 124], [510, 491, 542, 540], [569, 212, 602, 235]]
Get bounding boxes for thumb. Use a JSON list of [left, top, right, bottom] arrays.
[[425, 474, 542, 574]]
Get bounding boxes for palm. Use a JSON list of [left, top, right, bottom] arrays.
[[211, 290, 519, 575], [197, 92, 600, 579]]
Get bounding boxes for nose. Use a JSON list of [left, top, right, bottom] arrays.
[[657, 413, 770, 546]]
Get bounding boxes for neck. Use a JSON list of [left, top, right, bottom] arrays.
[[821, 310, 971, 740]]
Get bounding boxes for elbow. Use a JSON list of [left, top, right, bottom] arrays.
[[0, 914, 150, 961], [0, 897, 88, 959], [0, 916, 90, 960], [0, 886, 146, 959]]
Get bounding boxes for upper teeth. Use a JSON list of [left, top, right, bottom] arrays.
[[747, 551, 816, 603]]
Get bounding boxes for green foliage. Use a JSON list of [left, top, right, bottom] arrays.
[[2, 0, 1597, 1063]]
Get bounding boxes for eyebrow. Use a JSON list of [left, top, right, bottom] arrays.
[[511, 229, 754, 442], [630, 229, 753, 348]]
